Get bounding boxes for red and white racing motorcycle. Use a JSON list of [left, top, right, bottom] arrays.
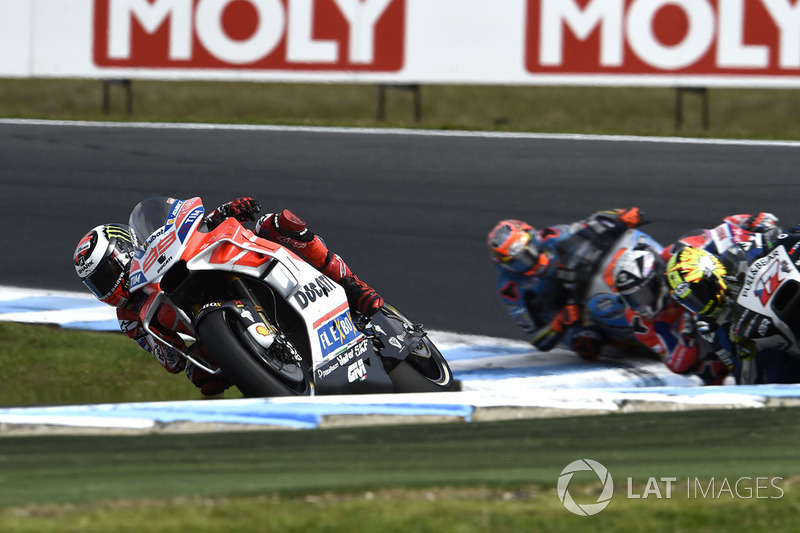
[[127, 196, 457, 397]]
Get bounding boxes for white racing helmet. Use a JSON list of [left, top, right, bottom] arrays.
[[613, 246, 668, 319], [73, 223, 135, 307]]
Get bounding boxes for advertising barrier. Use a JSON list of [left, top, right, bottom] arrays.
[[2, 0, 800, 87]]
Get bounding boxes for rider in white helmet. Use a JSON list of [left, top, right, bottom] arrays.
[[613, 245, 729, 385], [74, 197, 383, 398]]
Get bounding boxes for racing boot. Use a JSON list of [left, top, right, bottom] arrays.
[[257, 209, 384, 317], [694, 358, 730, 386], [186, 355, 233, 398], [336, 273, 385, 318]]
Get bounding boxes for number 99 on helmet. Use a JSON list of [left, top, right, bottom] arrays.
[[73, 224, 135, 307], [665, 246, 728, 318]]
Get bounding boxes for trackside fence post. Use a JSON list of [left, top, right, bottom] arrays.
[[377, 84, 422, 122], [102, 79, 133, 116], [675, 87, 709, 130]]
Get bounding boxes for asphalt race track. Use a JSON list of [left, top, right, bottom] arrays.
[[2, 119, 800, 339]]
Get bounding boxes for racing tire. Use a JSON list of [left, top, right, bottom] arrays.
[[382, 304, 459, 393], [196, 308, 312, 398]]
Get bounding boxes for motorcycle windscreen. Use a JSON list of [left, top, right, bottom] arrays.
[[129, 196, 183, 251]]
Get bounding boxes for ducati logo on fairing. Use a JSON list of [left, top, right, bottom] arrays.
[[294, 275, 338, 309]]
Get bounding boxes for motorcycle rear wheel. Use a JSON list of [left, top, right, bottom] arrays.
[[381, 304, 459, 393], [197, 308, 312, 398]]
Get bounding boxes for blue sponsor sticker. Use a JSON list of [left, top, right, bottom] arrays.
[[129, 270, 146, 289], [177, 207, 204, 242], [165, 200, 183, 230], [317, 309, 360, 358]]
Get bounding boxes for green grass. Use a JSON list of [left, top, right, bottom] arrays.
[[0, 322, 229, 405], [2, 322, 799, 530], [2, 72, 799, 529], [2, 490, 798, 533], [0, 408, 798, 530], [4, 78, 800, 139]]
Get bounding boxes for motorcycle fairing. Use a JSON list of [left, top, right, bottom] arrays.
[[313, 303, 363, 360], [736, 245, 800, 352], [708, 221, 763, 258], [313, 335, 394, 395], [739, 246, 794, 314], [129, 197, 206, 291], [129, 197, 367, 377], [586, 228, 663, 341]]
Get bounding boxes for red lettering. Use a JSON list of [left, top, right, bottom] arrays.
[[143, 230, 178, 271], [93, 0, 405, 71], [527, 0, 800, 76]]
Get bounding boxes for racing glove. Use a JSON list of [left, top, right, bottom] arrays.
[[551, 302, 582, 333], [205, 197, 261, 230], [595, 207, 645, 229], [225, 197, 261, 223], [530, 303, 582, 352], [617, 207, 645, 228], [741, 212, 779, 232]]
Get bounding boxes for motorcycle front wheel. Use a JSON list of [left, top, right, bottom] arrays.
[[197, 308, 312, 398]]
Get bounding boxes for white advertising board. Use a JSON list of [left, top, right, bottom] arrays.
[[2, 0, 800, 87]]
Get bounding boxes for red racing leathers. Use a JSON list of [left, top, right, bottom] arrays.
[[623, 294, 728, 384], [625, 212, 778, 385], [116, 205, 383, 397]]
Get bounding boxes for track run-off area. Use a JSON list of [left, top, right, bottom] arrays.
[[2, 286, 799, 435], [2, 120, 800, 433]]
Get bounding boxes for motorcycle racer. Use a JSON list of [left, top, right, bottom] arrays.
[[663, 212, 800, 384], [663, 212, 780, 262], [611, 245, 729, 384], [487, 207, 645, 360], [252, 207, 383, 317], [73, 197, 383, 397]]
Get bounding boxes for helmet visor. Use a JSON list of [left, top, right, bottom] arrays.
[[671, 279, 725, 318], [620, 276, 664, 319], [501, 240, 546, 274], [666, 247, 728, 318], [82, 250, 126, 302]]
